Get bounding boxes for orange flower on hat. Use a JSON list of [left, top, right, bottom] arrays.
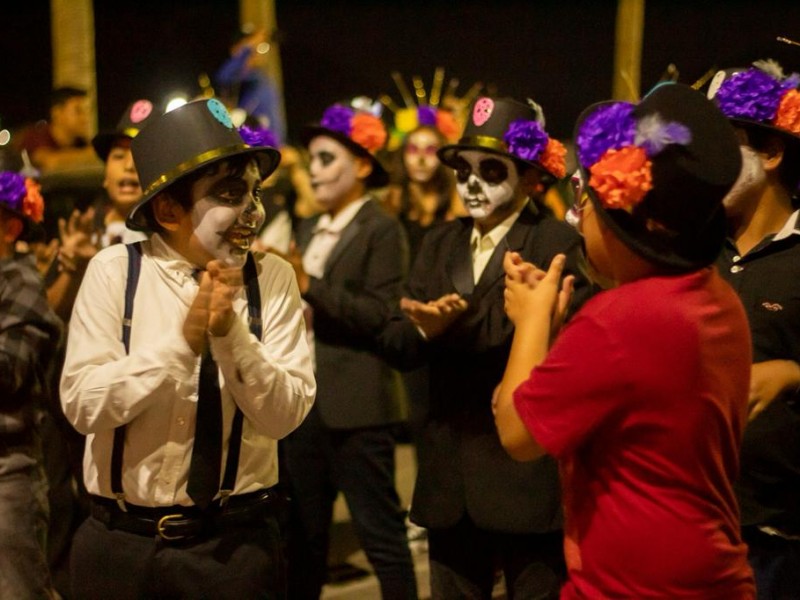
[[589, 146, 653, 211], [540, 138, 567, 179], [350, 113, 387, 154], [22, 178, 44, 223], [774, 89, 800, 135], [435, 110, 461, 143]]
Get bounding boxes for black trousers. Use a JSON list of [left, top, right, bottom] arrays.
[[70, 513, 285, 600]]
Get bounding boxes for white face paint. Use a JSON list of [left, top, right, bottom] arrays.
[[308, 136, 359, 211], [723, 144, 766, 214], [190, 160, 265, 267], [453, 150, 519, 221], [404, 128, 441, 184]]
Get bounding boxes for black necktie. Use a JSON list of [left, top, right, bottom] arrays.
[[186, 347, 223, 509]]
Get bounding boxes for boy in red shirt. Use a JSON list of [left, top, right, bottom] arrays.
[[494, 83, 756, 598]]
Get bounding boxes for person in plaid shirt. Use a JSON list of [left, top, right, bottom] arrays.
[[0, 170, 62, 599]]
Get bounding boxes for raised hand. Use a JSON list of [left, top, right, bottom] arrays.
[[57, 207, 99, 273], [400, 293, 468, 339], [183, 271, 213, 356], [206, 260, 245, 337], [503, 252, 571, 328]]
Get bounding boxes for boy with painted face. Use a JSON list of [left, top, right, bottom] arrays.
[[709, 61, 800, 598], [280, 101, 417, 599], [380, 97, 588, 598], [60, 99, 315, 598]]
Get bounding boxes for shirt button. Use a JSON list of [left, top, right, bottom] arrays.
[[732, 255, 741, 263], [177, 417, 186, 426], [730, 265, 743, 273]]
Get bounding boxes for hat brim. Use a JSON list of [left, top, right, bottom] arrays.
[[437, 143, 555, 180], [126, 144, 281, 232], [728, 117, 800, 148], [300, 125, 389, 188]]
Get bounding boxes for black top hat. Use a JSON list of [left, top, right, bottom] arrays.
[[707, 61, 800, 148], [574, 82, 741, 272], [438, 96, 567, 180], [127, 98, 281, 231], [92, 99, 160, 161], [300, 100, 390, 188]]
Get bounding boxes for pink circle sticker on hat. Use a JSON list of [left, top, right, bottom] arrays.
[[207, 98, 234, 128], [473, 98, 494, 127], [129, 100, 153, 124]]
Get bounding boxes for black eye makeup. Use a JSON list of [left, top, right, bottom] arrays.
[[210, 179, 249, 205], [453, 156, 509, 185], [317, 151, 336, 167]]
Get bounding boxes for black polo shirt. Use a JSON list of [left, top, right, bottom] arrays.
[[717, 210, 800, 534]]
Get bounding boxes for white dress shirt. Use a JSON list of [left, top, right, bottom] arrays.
[[469, 207, 523, 283], [60, 234, 316, 507], [302, 197, 369, 278]]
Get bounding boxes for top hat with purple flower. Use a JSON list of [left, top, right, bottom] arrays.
[[437, 96, 567, 180], [707, 59, 800, 147], [574, 82, 741, 272], [300, 99, 390, 188], [126, 98, 281, 231]]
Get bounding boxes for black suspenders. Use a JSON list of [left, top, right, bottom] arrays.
[[111, 242, 262, 511]]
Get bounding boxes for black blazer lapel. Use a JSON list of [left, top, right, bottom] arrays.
[[447, 221, 475, 298], [322, 200, 369, 275]]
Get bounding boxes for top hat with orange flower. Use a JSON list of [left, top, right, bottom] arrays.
[[574, 82, 741, 272], [706, 59, 800, 148], [437, 96, 567, 181], [0, 171, 45, 240], [300, 99, 390, 188]]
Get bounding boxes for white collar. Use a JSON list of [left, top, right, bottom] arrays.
[[315, 197, 370, 234], [772, 209, 800, 242]]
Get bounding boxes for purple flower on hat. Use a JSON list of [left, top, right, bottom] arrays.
[[239, 124, 279, 149], [503, 119, 549, 162], [320, 105, 354, 136], [0, 171, 26, 213], [417, 105, 437, 127], [714, 68, 796, 123], [576, 102, 636, 167]]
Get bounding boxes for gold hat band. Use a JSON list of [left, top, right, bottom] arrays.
[[121, 127, 141, 138], [141, 144, 250, 198], [459, 135, 508, 153]]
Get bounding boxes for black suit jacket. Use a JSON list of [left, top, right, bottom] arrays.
[[297, 198, 408, 429], [381, 201, 591, 533]]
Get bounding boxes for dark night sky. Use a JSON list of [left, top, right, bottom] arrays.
[[2, 0, 800, 143]]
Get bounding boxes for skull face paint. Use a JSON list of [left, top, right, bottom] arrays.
[[453, 150, 519, 221], [308, 136, 359, 211], [722, 144, 766, 215], [190, 159, 265, 267], [403, 128, 441, 184]]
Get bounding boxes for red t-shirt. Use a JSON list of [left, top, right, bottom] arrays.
[[515, 268, 756, 599]]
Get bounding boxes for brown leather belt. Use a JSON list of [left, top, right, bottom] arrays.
[[90, 488, 279, 543]]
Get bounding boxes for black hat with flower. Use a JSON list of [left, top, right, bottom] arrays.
[[127, 98, 281, 232], [437, 96, 567, 181], [300, 99, 390, 188], [92, 99, 161, 161], [574, 82, 741, 272], [707, 59, 800, 147], [0, 171, 45, 240]]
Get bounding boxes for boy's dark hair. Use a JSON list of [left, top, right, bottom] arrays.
[[50, 87, 88, 109], [140, 154, 256, 233]]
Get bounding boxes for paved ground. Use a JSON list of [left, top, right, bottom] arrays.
[[319, 444, 506, 599]]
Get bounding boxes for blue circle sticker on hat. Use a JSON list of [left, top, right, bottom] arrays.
[[207, 98, 233, 128]]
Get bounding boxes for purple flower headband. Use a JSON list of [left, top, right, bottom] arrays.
[[713, 61, 800, 136], [575, 99, 692, 211], [238, 124, 279, 149]]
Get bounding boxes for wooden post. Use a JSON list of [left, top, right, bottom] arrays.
[[239, 0, 286, 136], [612, 0, 645, 102], [50, 0, 98, 134]]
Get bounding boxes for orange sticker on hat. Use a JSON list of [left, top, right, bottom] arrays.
[[472, 97, 494, 126], [130, 100, 153, 124]]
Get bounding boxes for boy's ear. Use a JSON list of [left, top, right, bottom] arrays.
[[760, 135, 786, 174], [355, 156, 373, 181], [151, 193, 185, 232]]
